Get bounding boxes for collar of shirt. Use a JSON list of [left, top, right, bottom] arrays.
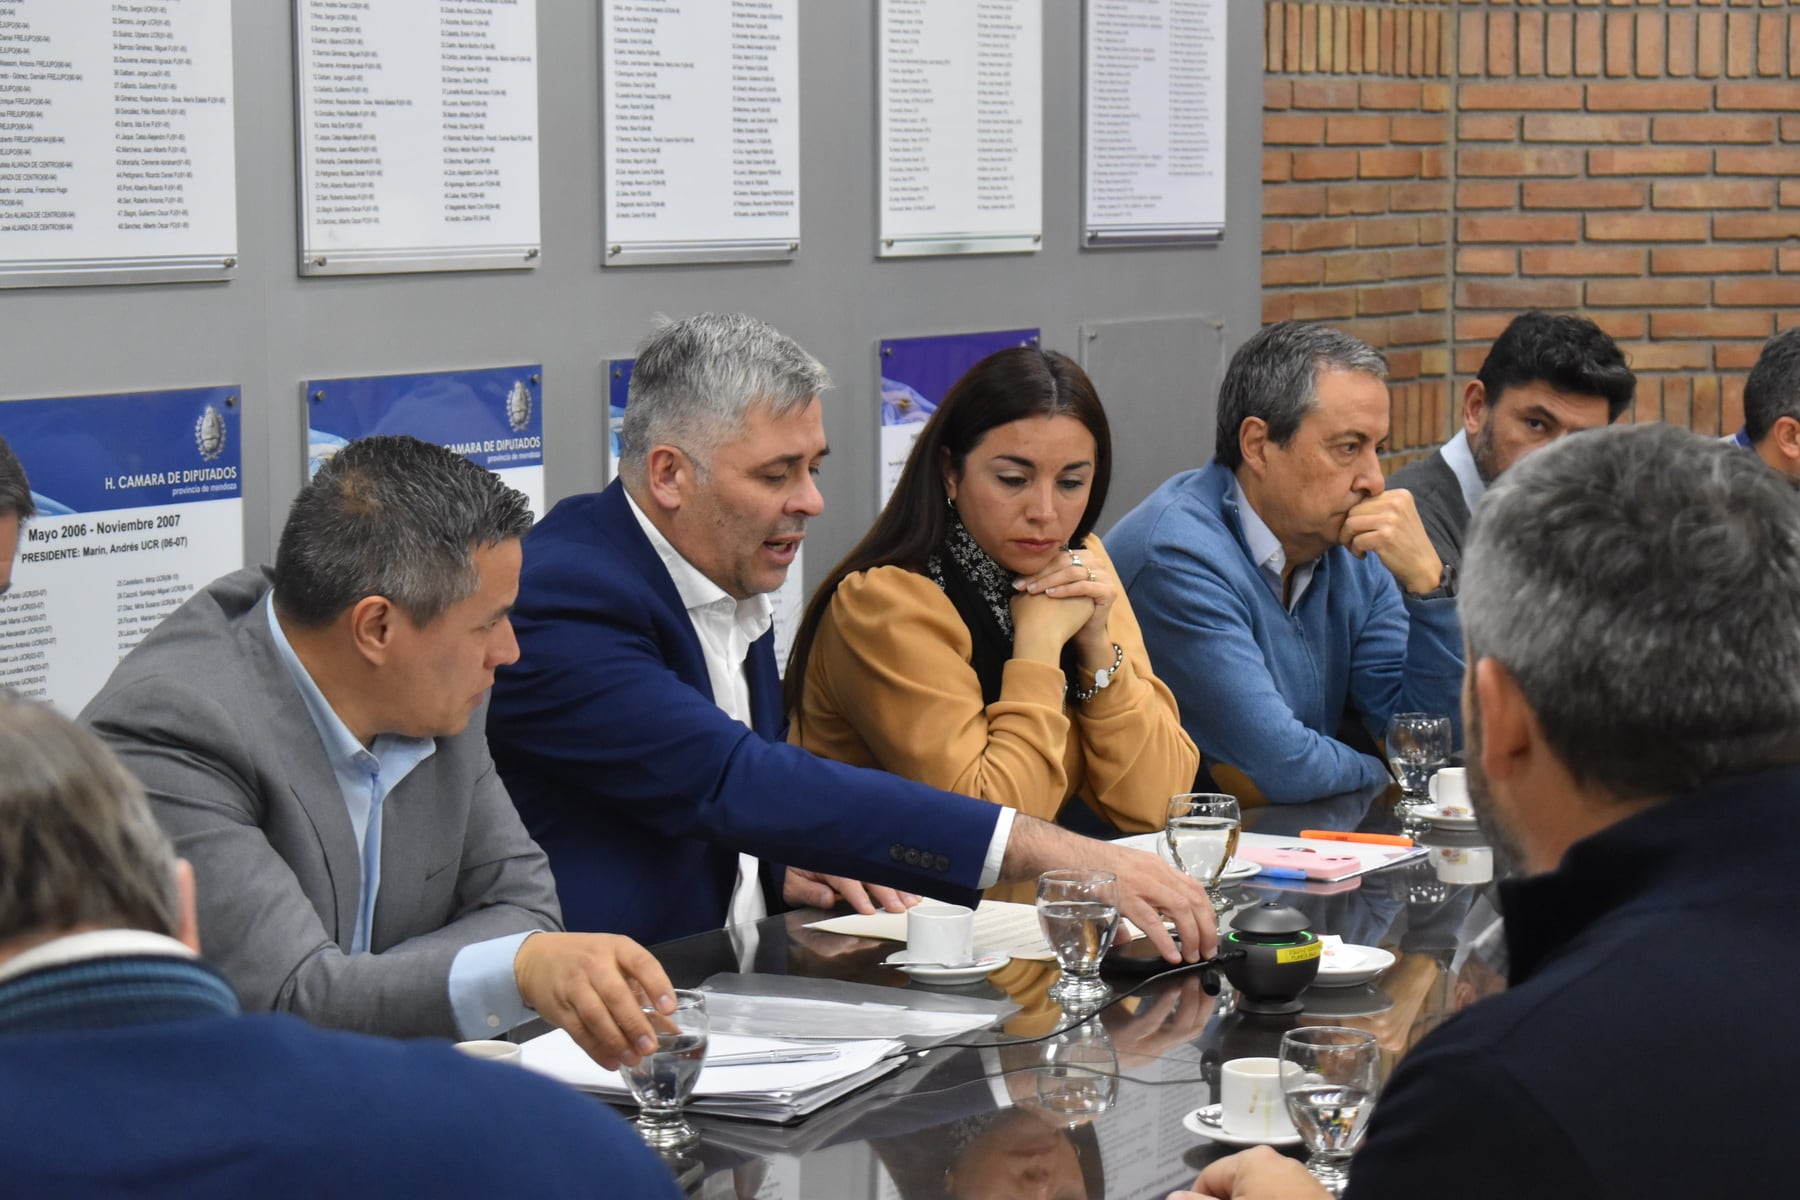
[[623, 488, 773, 650], [1230, 475, 1317, 612], [264, 595, 436, 849], [0, 929, 197, 987], [1439, 428, 1487, 519]]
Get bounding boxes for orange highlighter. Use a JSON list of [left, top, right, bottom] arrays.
[[1299, 829, 1415, 848]]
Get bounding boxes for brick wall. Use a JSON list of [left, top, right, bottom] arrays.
[[1263, 1, 1455, 466], [1264, 0, 1800, 464]]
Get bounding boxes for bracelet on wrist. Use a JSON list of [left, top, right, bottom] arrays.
[[1071, 642, 1124, 704]]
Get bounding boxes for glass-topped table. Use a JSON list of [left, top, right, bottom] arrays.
[[630, 789, 1507, 1198]]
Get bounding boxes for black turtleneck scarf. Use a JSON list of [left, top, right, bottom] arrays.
[[925, 512, 1083, 707]]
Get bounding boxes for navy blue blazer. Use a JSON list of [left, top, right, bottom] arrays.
[[488, 481, 997, 943]]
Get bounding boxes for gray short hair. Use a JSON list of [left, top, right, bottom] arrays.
[[0, 694, 181, 944], [1462, 423, 1800, 798], [1215, 321, 1388, 471], [274, 435, 533, 627], [0, 435, 34, 521], [619, 313, 830, 481], [1744, 327, 1800, 444]]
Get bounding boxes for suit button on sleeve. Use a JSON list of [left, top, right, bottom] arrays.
[[934, 855, 950, 872], [904, 848, 921, 865], [891, 844, 906, 862]]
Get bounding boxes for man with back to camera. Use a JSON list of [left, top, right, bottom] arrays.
[[1387, 310, 1635, 570], [485, 312, 1217, 957], [0, 694, 683, 1199], [1726, 326, 1800, 482], [1172, 422, 1800, 1198], [1105, 321, 1463, 806], [83, 436, 680, 1071], [0, 434, 34, 594]]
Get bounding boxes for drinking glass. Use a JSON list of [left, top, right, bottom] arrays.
[[1279, 1026, 1381, 1196], [1384, 712, 1451, 821], [1036, 868, 1119, 1007], [1165, 792, 1242, 914], [622, 989, 709, 1150], [1034, 1017, 1119, 1125]]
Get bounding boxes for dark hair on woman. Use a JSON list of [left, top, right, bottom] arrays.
[[784, 347, 1112, 714]]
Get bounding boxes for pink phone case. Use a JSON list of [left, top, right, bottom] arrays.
[[1237, 844, 1362, 880]]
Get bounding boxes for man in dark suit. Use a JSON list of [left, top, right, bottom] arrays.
[[487, 313, 1215, 953], [1728, 327, 1800, 481], [1387, 311, 1633, 571], [1179, 425, 1800, 1199], [0, 695, 682, 1199], [85, 437, 676, 1070]]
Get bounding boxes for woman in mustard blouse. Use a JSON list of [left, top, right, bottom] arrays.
[[785, 348, 1197, 901]]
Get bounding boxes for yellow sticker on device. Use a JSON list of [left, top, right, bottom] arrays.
[[1276, 941, 1323, 964]]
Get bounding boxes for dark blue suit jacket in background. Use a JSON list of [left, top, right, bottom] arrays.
[[487, 481, 998, 943]]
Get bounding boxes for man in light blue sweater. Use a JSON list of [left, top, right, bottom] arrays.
[[1106, 322, 1463, 805]]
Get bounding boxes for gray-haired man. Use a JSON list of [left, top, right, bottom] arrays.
[[487, 312, 1217, 955], [1176, 423, 1800, 1200], [0, 434, 34, 594], [1107, 321, 1463, 806], [83, 436, 678, 1071]]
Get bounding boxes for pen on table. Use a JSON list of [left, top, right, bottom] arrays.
[[706, 1047, 842, 1067], [1298, 830, 1414, 847], [1253, 867, 1310, 880]]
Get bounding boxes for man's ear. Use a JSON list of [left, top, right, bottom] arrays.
[[347, 595, 398, 666], [1773, 415, 1800, 463], [644, 444, 690, 512], [1472, 656, 1534, 784], [1461, 380, 1488, 439], [173, 858, 200, 954], [1238, 417, 1271, 478]]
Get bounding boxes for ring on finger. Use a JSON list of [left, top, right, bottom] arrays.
[[1086, 566, 1097, 582], [1068, 550, 1084, 571]]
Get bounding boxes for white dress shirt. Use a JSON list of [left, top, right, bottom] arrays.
[[1438, 428, 1488, 519]]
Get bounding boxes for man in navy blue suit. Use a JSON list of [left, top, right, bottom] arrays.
[[0, 694, 682, 1200], [487, 313, 1215, 952]]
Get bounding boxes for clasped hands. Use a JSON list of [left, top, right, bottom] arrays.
[[1011, 547, 1118, 668]]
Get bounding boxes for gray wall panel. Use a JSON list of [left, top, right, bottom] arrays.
[[0, 0, 1261, 585]]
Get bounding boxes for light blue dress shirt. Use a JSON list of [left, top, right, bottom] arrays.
[[1437, 429, 1488, 521], [1231, 477, 1318, 612], [264, 598, 535, 1037]]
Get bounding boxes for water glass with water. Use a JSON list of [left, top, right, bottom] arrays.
[[623, 989, 709, 1150], [1279, 1026, 1380, 1196], [1036, 868, 1119, 1007], [1034, 1018, 1119, 1126], [1384, 712, 1451, 820], [1165, 792, 1241, 914]]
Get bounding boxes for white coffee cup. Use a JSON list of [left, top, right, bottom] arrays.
[[453, 1039, 523, 1065], [1219, 1056, 1299, 1140], [1433, 844, 1494, 885], [1429, 767, 1469, 808], [907, 901, 976, 966]]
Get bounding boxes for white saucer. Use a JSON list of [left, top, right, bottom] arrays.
[[884, 947, 1010, 983], [1313, 942, 1396, 988], [1418, 803, 1479, 830], [1182, 1104, 1303, 1147], [1219, 857, 1259, 882]]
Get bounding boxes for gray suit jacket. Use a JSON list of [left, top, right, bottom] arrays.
[[82, 567, 562, 1038], [1386, 447, 1470, 573]]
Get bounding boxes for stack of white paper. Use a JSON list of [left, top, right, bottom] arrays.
[[520, 1030, 910, 1123]]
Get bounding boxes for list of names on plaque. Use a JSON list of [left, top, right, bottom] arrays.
[[1084, 0, 1226, 241], [296, 0, 540, 271], [603, 0, 800, 261], [0, 0, 236, 281], [878, 0, 1041, 256]]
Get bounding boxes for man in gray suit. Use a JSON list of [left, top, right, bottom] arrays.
[[1388, 311, 1633, 571], [83, 436, 676, 1071]]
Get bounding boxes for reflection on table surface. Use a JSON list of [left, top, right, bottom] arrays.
[[639, 791, 1508, 1199]]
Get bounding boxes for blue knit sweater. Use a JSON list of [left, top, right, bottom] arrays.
[[1106, 460, 1464, 804]]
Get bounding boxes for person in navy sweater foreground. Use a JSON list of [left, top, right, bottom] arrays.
[[0, 695, 681, 1200], [1176, 424, 1800, 1199]]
